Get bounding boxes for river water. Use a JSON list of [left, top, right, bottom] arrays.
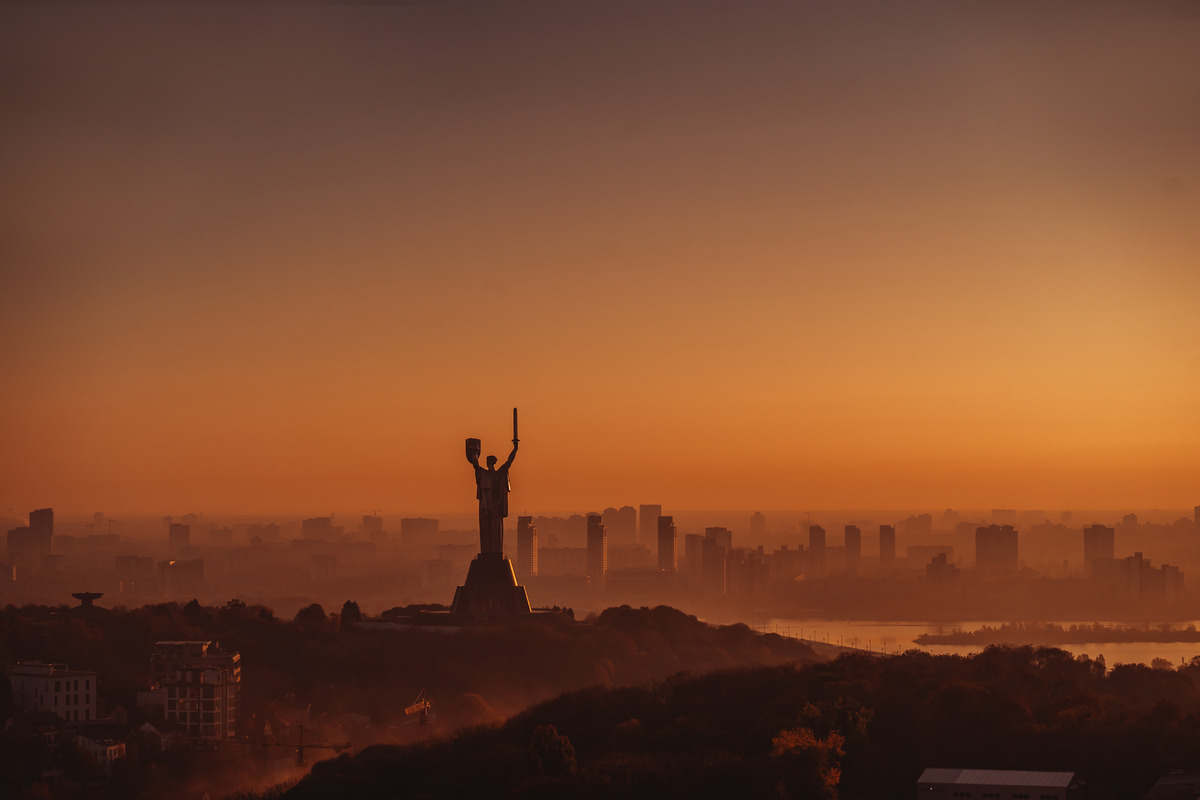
[[751, 617, 1200, 667]]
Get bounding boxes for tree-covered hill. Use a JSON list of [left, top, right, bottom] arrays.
[[267, 646, 1200, 800]]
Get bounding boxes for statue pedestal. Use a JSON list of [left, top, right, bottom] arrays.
[[450, 553, 532, 616]]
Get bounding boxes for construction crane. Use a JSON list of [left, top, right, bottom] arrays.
[[404, 690, 432, 726]]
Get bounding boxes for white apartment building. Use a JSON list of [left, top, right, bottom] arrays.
[[6, 661, 97, 723]]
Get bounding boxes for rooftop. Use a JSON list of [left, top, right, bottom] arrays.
[[919, 769, 1075, 788]]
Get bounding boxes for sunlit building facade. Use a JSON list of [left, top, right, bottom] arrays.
[[151, 641, 240, 741]]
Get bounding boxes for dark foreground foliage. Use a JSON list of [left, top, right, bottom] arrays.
[[268, 646, 1200, 800]]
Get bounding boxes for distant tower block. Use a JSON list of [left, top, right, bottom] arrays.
[[879, 524, 896, 566], [975, 524, 1019, 575], [516, 516, 538, 578], [1082, 524, 1115, 578], [808, 525, 826, 579], [657, 516, 678, 572], [169, 523, 190, 553], [750, 511, 767, 541], [701, 537, 726, 597], [602, 506, 637, 545], [704, 527, 732, 551], [587, 514, 608, 588], [844, 525, 861, 574]]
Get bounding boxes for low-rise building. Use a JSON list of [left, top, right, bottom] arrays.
[[918, 768, 1075, 800], [6, 661, 98, 723], [75, 730, 127, 775]]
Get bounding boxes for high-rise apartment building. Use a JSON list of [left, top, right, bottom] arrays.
[[6, 508, 53, 568], [158, 559, 204, 597], [704, 527, 732, 551], [359, 515, 384, 540], [976, 524, 1019, 575], [750, 511, 767, 541], [657, 516, 677, 572], [516, 516, 538, 578], [301, 517, 334, 540], [29, 508, 53, 538], [586, 514, 607, 587], [808, 525, 826, 578], [701, 538, 726, 597], [168, 523, 190, 553], [844, 525, 861, 574], [602, 506, 637, 545], [879, 524, 896, 566], [1082, 524, 1115, 577]]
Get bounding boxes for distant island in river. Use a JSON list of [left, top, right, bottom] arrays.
[[915, 621, 1200, 646]]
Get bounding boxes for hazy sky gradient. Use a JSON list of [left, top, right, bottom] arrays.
[[2, 1, 1198, 515]]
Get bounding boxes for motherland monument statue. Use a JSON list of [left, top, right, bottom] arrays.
[[451, 408, 532, 616], [465, 407, 518, 556]]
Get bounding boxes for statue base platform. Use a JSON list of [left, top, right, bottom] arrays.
[[450, 554, 532, 616]]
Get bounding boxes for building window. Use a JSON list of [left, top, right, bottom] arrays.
[[55, 680, 61, 692]]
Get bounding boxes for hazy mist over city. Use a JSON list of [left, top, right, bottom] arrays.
[[3, 2, 1199, 799]]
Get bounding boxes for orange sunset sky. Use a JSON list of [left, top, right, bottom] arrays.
[[2, 2, 1198, 517]]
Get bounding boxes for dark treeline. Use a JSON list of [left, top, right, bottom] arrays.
[[259, 646, 1200, 800], [917, 621, 1200, 646]]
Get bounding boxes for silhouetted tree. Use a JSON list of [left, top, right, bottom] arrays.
[[294, 603, 328, 633], [183, 598, 203, 621], [339, 601, 362, 625], [530, 724, 577, 778]]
